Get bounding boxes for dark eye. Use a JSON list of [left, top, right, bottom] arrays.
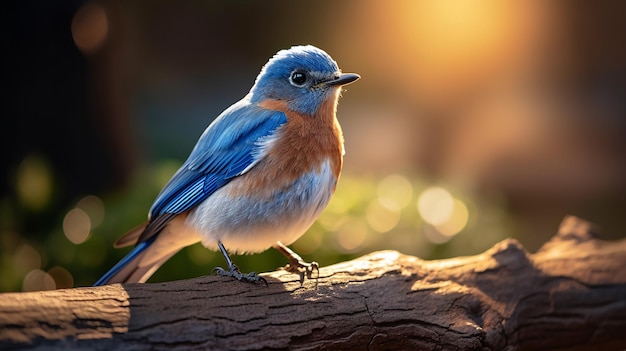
[[289, 71, 307, 86]]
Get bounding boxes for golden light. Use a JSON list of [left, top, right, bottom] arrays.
[[406, 0, 515, 64], [338, 1, 551, 103], [72, 2, 109, 54], [423, 226, 454, 245], [418, 186, 470, 244], [377, 174, 414, 210], [417, 187, 454, 226], [402, 0, 534, 101], [334, 218, 369, 253], [436, 199, 469, 237], [63, 208, 92, 245], [366, 199, 401, 233]]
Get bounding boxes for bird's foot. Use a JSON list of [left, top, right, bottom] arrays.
[[281, 259, 319, 284], [274, 242, 319, 284], [212, 264, 267, 286]]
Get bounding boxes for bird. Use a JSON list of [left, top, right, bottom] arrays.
[[93, 44, 359, 286]]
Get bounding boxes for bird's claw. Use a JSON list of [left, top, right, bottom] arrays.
[[212, 265, 268, 286], [281, 260, 319, 284]]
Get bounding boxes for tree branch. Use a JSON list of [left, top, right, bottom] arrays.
[[1, 216, 625, 350]]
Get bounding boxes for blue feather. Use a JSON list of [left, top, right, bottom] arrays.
[[93, 236, 157, 286], [250, 45, 341, 116], [149, 102, 287, 217]]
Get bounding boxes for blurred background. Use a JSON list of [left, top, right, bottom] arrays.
[[2, 0, 625, 292]]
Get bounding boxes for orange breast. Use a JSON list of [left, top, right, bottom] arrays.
[[227, 96, 344, 199]]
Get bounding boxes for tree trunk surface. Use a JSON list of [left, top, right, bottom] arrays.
[[0, 215, 625, 351]]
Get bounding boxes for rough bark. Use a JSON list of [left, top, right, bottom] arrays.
[[0, 215, 625, 351]]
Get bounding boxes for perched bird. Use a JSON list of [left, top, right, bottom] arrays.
[[93, 45, 359, 286]]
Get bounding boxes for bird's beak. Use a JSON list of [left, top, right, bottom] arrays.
[[325, 73, 360, 87]]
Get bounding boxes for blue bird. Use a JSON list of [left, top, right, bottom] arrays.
[[94, 45, 359, 286]]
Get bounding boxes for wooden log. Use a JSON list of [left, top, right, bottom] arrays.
[[0, 215, 625, 350]]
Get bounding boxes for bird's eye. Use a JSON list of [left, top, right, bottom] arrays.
[[289, 71, 307, 87]]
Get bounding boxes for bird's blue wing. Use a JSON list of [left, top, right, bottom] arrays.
[[94, 103, 287, 285], [148, 101, 287, 219]]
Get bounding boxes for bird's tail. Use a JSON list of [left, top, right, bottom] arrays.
[[94, 215, 200, 286], [93, 236, 176, 286]]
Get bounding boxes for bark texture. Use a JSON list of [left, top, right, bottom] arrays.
[[0, 216, 625, 350]]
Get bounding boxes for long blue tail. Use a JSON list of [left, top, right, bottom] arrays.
[[93, 236, 157, 286]]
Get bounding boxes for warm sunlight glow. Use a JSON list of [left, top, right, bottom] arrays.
[[366, 199, 401, 233], [377, 174, 414, 210], [418, 186, 470, 243], [342, 1, 550, 103], [417, 187, 454, 226], [436, 199, 469, 237], [335, 218, 369, 252], [408, 0, 513, 61]]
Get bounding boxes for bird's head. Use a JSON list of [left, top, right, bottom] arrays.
[[250, 45, 359, 116]]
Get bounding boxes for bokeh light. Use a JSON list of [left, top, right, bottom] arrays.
[[15, 156, 53, 211], [63, 208, 92, 245], [47, 266, 74, 290], [417, 187, 455, 227], [71, 2, 109, 55], [76, 195, 105, 228], [437, 199, 469, 237], [334, 217, 369, 253], [366, 199, 401, 233], [417, 187, 471, 244], [13, 244, 41, 276], [22, 269, 56, 292], [377, 174, 414, 210]]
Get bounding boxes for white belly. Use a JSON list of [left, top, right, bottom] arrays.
[[185, 159, 337, 254]]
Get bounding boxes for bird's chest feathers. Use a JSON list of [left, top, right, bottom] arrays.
[[246, 98, 344, 192]]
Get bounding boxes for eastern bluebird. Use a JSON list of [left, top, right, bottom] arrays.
[[93, 45, 359, 286]]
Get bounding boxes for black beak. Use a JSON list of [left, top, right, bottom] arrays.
[[325, 73, 360, 87]]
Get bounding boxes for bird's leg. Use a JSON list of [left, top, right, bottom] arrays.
[[274, 241, 319, 284], [212, 240, 267, 285]]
